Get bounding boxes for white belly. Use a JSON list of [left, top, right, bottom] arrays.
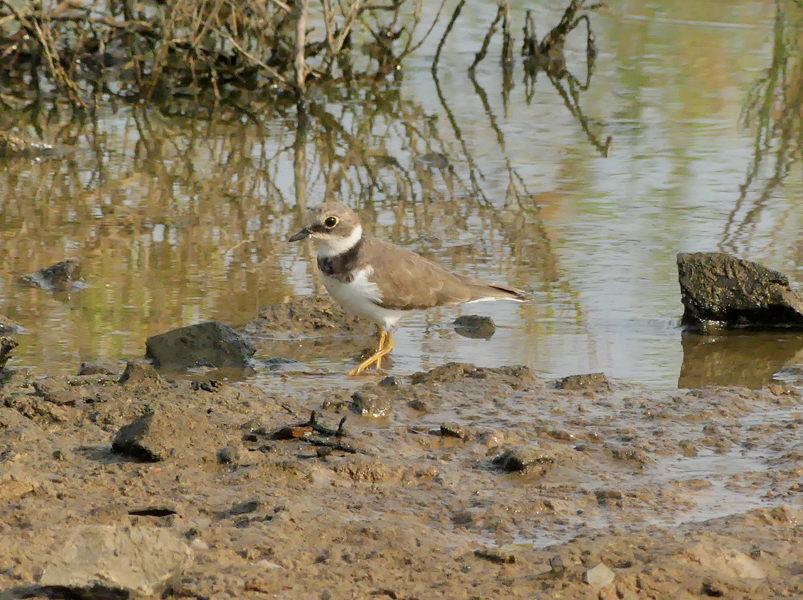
[[321, 267, 407, 330]]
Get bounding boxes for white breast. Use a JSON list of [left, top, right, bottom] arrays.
[[321, 266, 407, 329]]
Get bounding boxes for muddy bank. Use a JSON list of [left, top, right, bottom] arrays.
[[2, 354, 803, 599]]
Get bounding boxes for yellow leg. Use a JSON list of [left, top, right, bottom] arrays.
[[347, 327, 394, 376]]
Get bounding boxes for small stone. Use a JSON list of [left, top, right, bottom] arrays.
[[227, 496, 263, 516], [351, 390, 392, 418], [19, 260, 85, 292], [40, 525, 193, 598], [378, 376, 400, 388], [0, 337, 18, 370], [477, 430, 504, 448], [474, 547, 516, 564], [216, 446, 242, 465], [112, 412, 179, 462], [118, 360, 164, 387], [584, 562, 615, 590], [0, 314, 19, 334], [556, 372, 611, 391], [493, 447, 551, 472], [453, 315, 496, 340], [440, 422, 470, 439], [78, 361, 119, 376]]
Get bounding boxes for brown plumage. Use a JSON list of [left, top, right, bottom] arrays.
[[289, 202, 529, 375]]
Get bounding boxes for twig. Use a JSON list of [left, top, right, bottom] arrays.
[[468, 3, 504, 73], [294, 0, 310, 91], [432, 0, 464, 73]]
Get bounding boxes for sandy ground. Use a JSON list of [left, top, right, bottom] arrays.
[[2, 298, 803, 600]]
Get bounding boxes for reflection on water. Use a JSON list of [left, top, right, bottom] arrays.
[[679, 330, 803, 389], [0, 0, 799, 389]]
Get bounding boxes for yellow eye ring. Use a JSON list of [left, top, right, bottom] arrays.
[[324, 216, 338, 228]]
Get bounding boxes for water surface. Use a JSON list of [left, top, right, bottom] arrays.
[[2, 0, 802, 388]]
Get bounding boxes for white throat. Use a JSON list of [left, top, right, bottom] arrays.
[[315, 224, 363, 258]]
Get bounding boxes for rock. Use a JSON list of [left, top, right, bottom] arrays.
[[474, 547, 516, 564], [556, 373, 610, 391], [226, 496, 264, 517], [40, 525, 193, 599], [453, 315, 496, 340], [378, 376, 400, 388], [440, 422, 470, 439], [145, 321, 256, 369], [492, 447, 552, 472], [19, 259, 86, 292], [112, 412, 177, 462], [216, 445, 243, 465], [351, 390, 392, 418], [118, 360, 164, 387], [677, 252, 803, 327], [0, 336, 18, 370], [584, 562, 615, 589], [79, 361, 119, 376], [0, 314, 19, 333]]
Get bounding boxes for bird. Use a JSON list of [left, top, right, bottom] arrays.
[[288, 202, 530, 376]]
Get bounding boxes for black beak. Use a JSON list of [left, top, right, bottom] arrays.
[[288, 227, 310, 242]]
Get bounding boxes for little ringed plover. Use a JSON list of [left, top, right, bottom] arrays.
[[289, 202, 529, 376]]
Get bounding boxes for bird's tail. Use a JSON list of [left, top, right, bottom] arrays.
[[464, 279, 531, 303]]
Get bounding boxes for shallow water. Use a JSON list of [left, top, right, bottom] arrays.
[[2, 0, 802, 388]]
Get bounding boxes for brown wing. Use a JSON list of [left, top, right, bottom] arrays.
[[361, 237, 527, 310]]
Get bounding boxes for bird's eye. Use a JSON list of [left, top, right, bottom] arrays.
[[324, 216, 338, 228]]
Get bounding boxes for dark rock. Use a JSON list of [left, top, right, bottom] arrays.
[[440, 422, 470, 439], [453, 315, 496, 340], [378, 376, 400, 388], [79, 361, 119, 376], [351, 390, 392, 418], [474, 547, 516, 564], [118, 360, 164, 387], [0, 337, 18, 370], [192, 379, 221, 392], [492, 447, 552, 472], [19, 259, 85, 292], [0, 314, 19, 333], [555, 372, 610, 391], [145, 321, 256, 369], [39, 525, 193, 599], [230, 496, 263, 515], [112, 412, 180, 462], [216, 445, 243, 464], [678, 252, 803, 327]]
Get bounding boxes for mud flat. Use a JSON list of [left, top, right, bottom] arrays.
[[3, 297, 803, 599]]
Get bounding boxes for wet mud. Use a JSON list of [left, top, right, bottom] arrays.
[[2, 303, 803, 599]]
